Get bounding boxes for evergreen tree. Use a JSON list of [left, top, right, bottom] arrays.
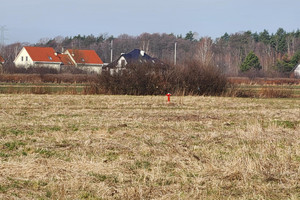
[[259, 29, 271, 44], [221, 32, 230, 42], [240, 51, 262, 72], [185, 31, 194, 41], [271, 28, 287, 53]]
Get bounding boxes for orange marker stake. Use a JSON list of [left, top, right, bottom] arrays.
[[166, 93, 171, 102]]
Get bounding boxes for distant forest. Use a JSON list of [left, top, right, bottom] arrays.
[[1, 28, 300, 76]]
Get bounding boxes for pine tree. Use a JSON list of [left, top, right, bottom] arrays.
[[240, 51, 262, 72]]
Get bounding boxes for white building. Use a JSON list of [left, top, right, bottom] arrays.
[[64, 49, 104, 74], [14, 46, 62, 70], [294, 64, 300, 78], [13, 47, 104, 73]]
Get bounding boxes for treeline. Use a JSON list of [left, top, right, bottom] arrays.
[[1, 28, 300, 76]]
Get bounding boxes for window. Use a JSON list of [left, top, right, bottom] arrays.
[[26, 56, 28, 61], [21, 56, 23, 61], [121, 60, 125, 67], [81, 58, 85, 62], [48, 56, 52, 60]]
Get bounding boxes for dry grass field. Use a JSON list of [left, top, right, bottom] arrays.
[[0, 94, 299, 199]]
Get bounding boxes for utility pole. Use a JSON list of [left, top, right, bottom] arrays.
[[110, 39, 113, 63], [174, 42, 177, 65], [0, 26, 8, 47]]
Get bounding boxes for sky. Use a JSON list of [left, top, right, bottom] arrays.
[[0, 0, 299, 44]]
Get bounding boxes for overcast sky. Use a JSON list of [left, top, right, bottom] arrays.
[[1, 0, 299, 44]]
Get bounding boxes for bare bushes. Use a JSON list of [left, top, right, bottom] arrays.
[[171, 61, 227, 95], [91, 61, 228, 96], [3, 64, 59, 74], [0, 74, 97, 84], [94, 63, 171, 95]]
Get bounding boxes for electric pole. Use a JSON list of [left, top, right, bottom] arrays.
[[0, 26, 8, 46], [174, 42, 177, 65], [110, 39, 113, 63]]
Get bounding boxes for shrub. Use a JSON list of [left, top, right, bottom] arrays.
[[170, 61, 228, 95], [89, 61, 228, 96]]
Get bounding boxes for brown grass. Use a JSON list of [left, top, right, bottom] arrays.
[[228, 77, 300, 85], [0, 95, 299, 199]]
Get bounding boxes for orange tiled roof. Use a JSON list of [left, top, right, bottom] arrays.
[[0, 55, 4, 63], [57, 54, 75, 66], [24, 46, 62, 63], [67, 49, 103, 64]]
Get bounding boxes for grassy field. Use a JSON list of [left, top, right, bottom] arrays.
[[0, 94, 299, 199], [1, 82, 300, 98]]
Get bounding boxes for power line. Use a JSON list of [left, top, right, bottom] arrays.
[[0, 26, 8, 46]]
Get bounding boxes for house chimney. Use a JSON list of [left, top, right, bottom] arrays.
[[140, 50, 145, 56]]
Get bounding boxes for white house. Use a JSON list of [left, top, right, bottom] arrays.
[[0, 55, 4, 73], [106, 49, 166, 74], [64, 49, 104, 73], [13, 47, 104, 73], [14, 46, 62, 70], [293, 64, 300, 78], [0, 55, 4, 65]]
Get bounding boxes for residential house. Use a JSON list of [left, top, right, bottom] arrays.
[[106, 49, 166, 74], [64, 49, 104, 73], [13, 46, 104, 73], [293, 64, 300, 78], [0, 55, 4, 65], [0, 55, 4, 73], [14, 46, 62, 70], [57, 53, 75, 66]]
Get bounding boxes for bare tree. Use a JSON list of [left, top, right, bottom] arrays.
[[194, 37, 214, 66]]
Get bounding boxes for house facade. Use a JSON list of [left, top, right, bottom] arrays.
[[106, 49, 166, 74], [14, 47, 62, 70], [0, 55, 4, 73], [13, 46, 104, 73], [64, 49, 104, 74], [294, 64, 300, 78], [0, 55, 4, 65]]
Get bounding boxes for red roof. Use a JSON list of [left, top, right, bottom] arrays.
[[57, 54, 75, 66], [67, 49, 103, 64], [24, 46, 61, 63], [0, 55, 4, 64]]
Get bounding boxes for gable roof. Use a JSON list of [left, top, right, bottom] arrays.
[[57, 54, 75, 66], [107, 49, 166, 68], [24, 46, 62, 63], [66, 49, 103, 65], [122, 49, 153, 63], [0, 55, 4, 64]]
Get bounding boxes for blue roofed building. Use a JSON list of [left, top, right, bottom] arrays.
[[106, 49, 167, 74]]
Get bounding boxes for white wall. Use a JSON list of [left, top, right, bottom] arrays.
[[78, 65, 103, 74], [34, 62, 61, 70], [117, 56, 127, 68], [295, 64, 300, 78], [14, 48, 34, 68]]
